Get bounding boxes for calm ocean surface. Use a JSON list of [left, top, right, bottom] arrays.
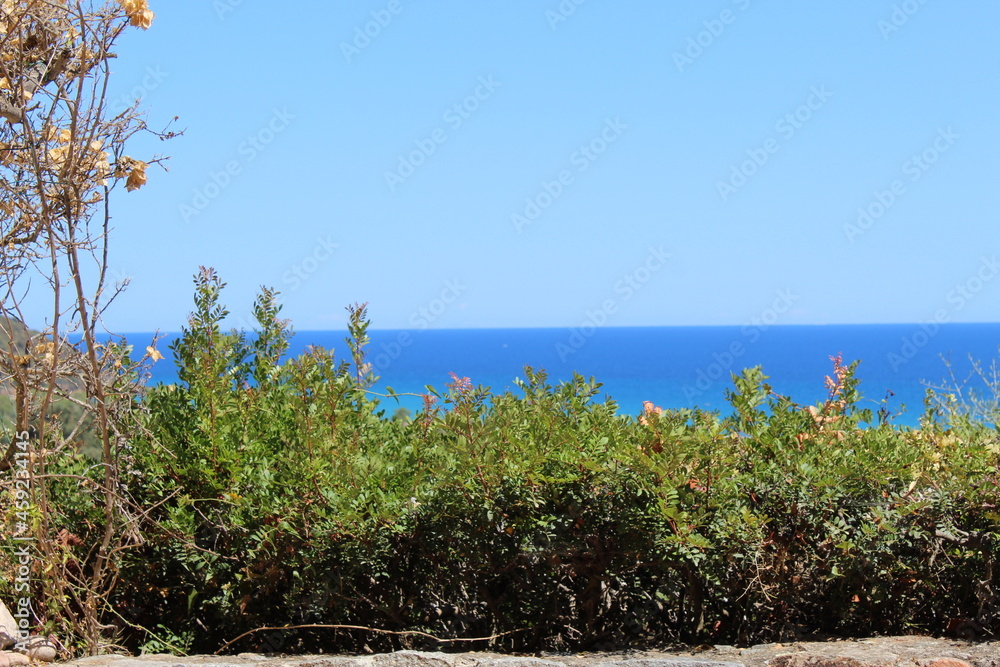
[[125, 324, 1000, 427]]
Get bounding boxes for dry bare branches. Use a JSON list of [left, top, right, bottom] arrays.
[[0, 0, 171, 655]]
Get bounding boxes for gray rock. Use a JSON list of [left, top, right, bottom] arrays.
[[484, 659, 568, 667], [64, 657, 130, 666], [768, 649, 900, 667], [372, 652, 456, 667], [66, 659, 259, 667], [296, 653, 565, 667], [26, 644, 57, 662], [0, 651, 31, 667], [48, 642, 1000, 667], [296, 659, 369, 667], [0, 601, 18, 650], [15, 636, 58, 662], [597, 660, 746, 667], [916, 659, 974, 667]]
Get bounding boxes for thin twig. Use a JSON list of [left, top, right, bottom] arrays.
[[214, 624, 527, 655]]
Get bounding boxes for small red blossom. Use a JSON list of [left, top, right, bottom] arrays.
[[447, 372, 472, 394], [824, 353, 848, 403]]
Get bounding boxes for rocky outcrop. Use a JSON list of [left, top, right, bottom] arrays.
[[0, 600, 17, 650], [0, 652, 30, 667], [0, 600, 60, 663]]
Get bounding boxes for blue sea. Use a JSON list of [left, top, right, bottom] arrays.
[[124, 324, 1000, 428]]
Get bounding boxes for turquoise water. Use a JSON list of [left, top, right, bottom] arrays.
[[123, 324, 1000, 427]]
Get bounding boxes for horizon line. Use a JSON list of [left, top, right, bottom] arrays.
[[110, 321, 1000, 335]]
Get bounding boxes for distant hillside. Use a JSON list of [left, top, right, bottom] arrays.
[[0, 317, 85, 395], [0, 318, 101, 458], [0, 316, 35, 352]]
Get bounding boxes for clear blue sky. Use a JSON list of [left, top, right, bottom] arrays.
[[76, 1, 1000, 333]]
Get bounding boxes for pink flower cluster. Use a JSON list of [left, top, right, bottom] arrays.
[[639, 400, 663, 426], [447, 371, 472, 394]]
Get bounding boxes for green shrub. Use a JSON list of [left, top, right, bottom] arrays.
[[8, 269, 998, 654]]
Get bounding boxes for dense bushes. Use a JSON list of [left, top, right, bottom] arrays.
[[4, 269, 1000, 654]]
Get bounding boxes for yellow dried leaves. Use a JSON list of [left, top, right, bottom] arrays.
[[44, 126, 72, 143], [118, 156, 149, 191], [45, 127, 73, 167], [44, 127, 112, 184], [118, 0, 154, 30], [33, 340, 57, 367], [125, 163, 147, 191], [47, 143, 69, 165], [95, 150, 111, 183]]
